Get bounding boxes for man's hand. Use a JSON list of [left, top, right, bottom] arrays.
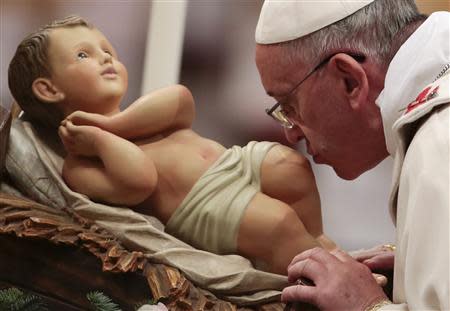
[[282, 247, 389, 311], [352, 244, 395, 271]]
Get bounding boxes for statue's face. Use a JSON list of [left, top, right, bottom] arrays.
[[47, 26, 128, 115]]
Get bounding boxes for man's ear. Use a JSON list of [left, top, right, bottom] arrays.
[[329, 54, 368, 110], [32, 78, 65, 103]]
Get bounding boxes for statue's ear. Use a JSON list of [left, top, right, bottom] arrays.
[[32, 78, 65, 103]]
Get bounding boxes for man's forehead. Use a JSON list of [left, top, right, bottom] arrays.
[[256, 44, 306, 97]]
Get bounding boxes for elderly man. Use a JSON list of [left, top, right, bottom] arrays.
[[255, 0, 449, 310]]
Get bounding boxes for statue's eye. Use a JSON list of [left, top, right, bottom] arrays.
[[77, 52, 88, 59]]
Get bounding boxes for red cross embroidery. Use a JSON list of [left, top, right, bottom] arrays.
[[405, 85, 440, 114]]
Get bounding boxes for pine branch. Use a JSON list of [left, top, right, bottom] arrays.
[[0, 287, 22, 305], [86, 291, 122, 311], [0, 287, 48, 311]]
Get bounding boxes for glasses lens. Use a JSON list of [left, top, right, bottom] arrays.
[[265, 104, 294, 129]]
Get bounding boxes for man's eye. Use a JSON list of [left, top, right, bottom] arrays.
[[77, 52, 88, 59], [104, 50, 113, 56]]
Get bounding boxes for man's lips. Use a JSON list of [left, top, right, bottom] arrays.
[[306, 140, 325, 164], [312, 154, 325, 164], [306, 140, 314, 156]]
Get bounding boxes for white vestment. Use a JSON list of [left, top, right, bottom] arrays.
[[376, 12, 450, 310]]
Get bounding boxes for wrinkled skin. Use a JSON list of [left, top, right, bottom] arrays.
[[352, 244, 395, 272], [282, 248, 389, 311]]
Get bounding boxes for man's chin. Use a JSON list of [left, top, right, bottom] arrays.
[[333, 166, 363, 181], [313, 156, 367, 180], [333, 156, 388, 180]]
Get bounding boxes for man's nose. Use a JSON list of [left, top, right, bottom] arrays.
[[284, 125, 305, 144]]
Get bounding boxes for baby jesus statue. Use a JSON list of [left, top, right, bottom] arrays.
[[8, 15, 336, 275]]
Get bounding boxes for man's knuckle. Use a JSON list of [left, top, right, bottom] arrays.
[[310, 247, 323, 256], [354, 262, 372, 276]]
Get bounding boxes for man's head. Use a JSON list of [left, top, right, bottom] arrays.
[[255, 0, 423, 179], [8, 15, 128, 129]]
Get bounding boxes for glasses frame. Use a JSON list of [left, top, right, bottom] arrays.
[[265, 53, 366, 129]]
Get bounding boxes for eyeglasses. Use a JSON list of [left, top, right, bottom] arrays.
[[265, 53, 365, 129]]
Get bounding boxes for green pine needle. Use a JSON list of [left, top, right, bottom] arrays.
[[0, 287, 22, 305], [0, 288, 125, 311], [0, 287, 48, 311], [86, 291, 122, 311]]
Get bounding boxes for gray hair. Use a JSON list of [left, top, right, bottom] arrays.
[[281, 0, 424, 67]]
